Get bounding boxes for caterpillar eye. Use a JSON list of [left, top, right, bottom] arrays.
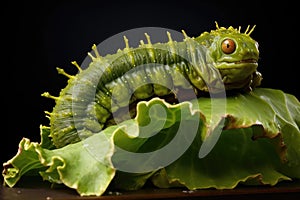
[[221, 39, 236, 54]]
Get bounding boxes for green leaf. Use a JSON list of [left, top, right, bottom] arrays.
[[3, 126, 116, 196], [151, 88, 300, 189], [2, 88, 299, 195], [2, 125, 55, 187], [37, 132, 116, 196], [152, 127, 291, 189], [2, 138, 46, 187]]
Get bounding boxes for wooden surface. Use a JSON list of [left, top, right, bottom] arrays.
[[1, 177, 300, 200]]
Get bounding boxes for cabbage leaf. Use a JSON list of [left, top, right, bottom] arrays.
[[2, 88, 300, 196]]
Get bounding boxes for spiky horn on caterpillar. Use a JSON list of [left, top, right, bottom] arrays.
[[42, 23, 262, 148]]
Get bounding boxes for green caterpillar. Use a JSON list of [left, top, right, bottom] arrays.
[[42, 22, 262, 148]]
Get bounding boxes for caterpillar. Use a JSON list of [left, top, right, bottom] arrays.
[[42, 22, 262, 148]]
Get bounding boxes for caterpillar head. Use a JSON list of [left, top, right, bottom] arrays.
[[195, 22, 260, 90]]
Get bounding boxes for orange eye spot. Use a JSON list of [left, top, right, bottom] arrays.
[[221, 39, 236, 54]]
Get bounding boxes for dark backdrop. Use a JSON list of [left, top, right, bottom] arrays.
[[2, 1, 299, 164]]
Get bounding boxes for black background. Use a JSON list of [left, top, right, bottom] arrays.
[[1, 1, 299, 165]]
